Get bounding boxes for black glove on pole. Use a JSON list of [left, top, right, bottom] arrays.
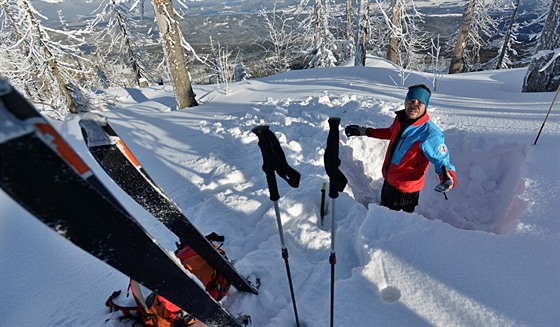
[[251, 126, 301, 327], [323, 117, 348, 327]]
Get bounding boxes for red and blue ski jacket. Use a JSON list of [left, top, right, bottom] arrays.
[[366, 110, 457, 193]]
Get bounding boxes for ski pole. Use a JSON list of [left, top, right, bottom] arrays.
[[323, 117, 348, 327], [252, 126, 301, 327], [534, 83, 560, 146]]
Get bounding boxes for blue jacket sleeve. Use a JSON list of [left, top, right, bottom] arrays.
[[420, 125, 455, 175]]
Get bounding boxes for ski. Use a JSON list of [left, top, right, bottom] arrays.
[[0, 80, 243, 327], [79, 114, 258, 295]]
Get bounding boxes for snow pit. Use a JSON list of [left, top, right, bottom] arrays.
[[417, 132, 529, 234]]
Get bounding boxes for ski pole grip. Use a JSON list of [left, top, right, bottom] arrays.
[[328, 117, 341, 130], [252, 126, 281, 201], [324, 117, 348, 199]]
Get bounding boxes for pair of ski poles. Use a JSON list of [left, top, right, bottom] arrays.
[[252, 117, 347, 327]]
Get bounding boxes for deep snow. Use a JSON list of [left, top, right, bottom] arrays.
[[1, 56, 559, 326]]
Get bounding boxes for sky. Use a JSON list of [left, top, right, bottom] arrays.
[[1, 55, 559, 327]]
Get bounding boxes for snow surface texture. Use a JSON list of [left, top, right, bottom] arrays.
[[1, 56, 559, 326]]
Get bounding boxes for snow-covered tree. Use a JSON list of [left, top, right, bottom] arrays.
[[307, 0, 337, 68], [88, 0, 158, 87], [427, 35, 447, 91], [206, 37, 234, 94], [523, 0, 560, 92], [0, 0, 91, 115], [375, 0, 428, 71], [152, 0, 197, 108], [494, 0, 521, 69], [448, 0, 502, 73], [518, 0, 552, 63], [331, 0, 356, 63], [257, 6, 299, 74], [234, 62, 249, 82]]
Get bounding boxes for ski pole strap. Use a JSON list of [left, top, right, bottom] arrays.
[[252, 126, 301, 201], [324, 117, 348, 198], [105, 290, 139, 315], [205, 232, 225, 243]]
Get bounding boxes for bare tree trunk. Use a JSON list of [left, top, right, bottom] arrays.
[[323, 0, 330, 40], [523, 0, 560, 92], [152, 0, 198, 109], [22, 0, 77, 113], [314, 0, 323, 49], [449, 0, 476, 74], [386, 0, 401, 64], [346, 0, 353, 41], [355, 0, 369, 66], [496, 0, 520, 69]]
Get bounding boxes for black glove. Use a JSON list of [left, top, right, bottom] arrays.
[[435, 166, 455, 193], [345, 125, 367, 137]]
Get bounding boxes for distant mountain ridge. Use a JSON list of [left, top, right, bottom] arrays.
[[31, 0, 465, 22]]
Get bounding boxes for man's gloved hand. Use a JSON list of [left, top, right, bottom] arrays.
[[435, 166, 456, 193], [345, 125, 367, 137]]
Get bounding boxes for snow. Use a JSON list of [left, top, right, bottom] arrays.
[[1, 56, 559, 326]]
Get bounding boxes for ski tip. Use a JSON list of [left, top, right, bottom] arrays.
[[242, 283, 259, 295], [244, 274, 260, 294], [80, 112, 108, 124]]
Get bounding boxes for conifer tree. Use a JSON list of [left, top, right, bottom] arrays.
[[0, 0, 90, 115], [523, 0, 560, 92]]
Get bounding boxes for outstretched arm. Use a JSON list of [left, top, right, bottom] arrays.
[[345, 125, 391, 139]]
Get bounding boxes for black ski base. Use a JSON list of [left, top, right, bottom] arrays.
[[80, 115, 258, 295]]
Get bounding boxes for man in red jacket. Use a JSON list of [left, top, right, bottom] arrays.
[[345, 84, 457, 213]]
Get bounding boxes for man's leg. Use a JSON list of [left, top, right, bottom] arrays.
[[401, 191, 420, 213], [381, 181, 419, 213], [380, 181, 402, 211]]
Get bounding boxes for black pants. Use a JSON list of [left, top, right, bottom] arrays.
[[380, 180, 419, 213]]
